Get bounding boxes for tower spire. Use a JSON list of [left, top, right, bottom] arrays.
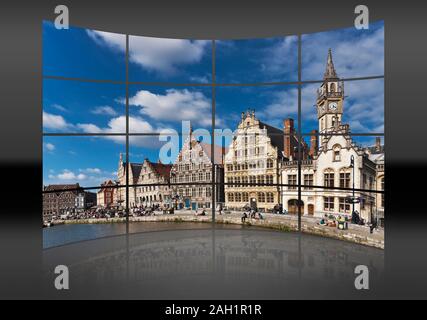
[[324, 48, 338, 80]]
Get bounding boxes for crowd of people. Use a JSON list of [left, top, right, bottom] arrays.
[[318, 210, 378, 233]]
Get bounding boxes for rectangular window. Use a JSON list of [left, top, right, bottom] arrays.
[[288, 174, 297, 190], [324, 197, 335, 211], [339, 172, 350, 189], [324, 173, 334, 188], [303, 174, 313, 190], [339, 197, 350, 212]]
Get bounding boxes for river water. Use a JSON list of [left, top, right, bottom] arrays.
[[43, 222, 248, 248]]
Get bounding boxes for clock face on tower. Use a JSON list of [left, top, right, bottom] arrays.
[[328, 102, 338, 111]]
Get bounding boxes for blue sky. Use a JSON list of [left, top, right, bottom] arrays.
[[43, 20, 384, 187]]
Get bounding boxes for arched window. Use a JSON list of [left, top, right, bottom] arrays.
[[228, 193, 234, 202], [242, 176, 248, 186], [330, 82, 336, 92], [242, 192, 249, 202], [332, 144, 341, 162]]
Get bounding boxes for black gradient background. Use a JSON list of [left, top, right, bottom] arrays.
[[0, 0, 426, 300]]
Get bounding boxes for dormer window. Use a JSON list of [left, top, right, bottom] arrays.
[[333, 144, 341, 161]]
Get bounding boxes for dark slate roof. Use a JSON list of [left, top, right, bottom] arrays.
[[130, 163, 143, 178], [151, 162, 172, 179], [258, 121, 284, 152], [44, 184, 81, 192]]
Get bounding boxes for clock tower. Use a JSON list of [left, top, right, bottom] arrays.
[[316, 49, 344, 138]]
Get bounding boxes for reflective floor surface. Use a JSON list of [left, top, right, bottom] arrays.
[[42, 224, 385, 299]]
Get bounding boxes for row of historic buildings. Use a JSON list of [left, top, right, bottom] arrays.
[[42, 184, 96, 220], [115, 129, 226, 210], [43, 50, 384, 224], [224, 49, 384, 224]]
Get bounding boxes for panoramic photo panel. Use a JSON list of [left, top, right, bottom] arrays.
[[129, 35, 212, 83], [43, 79, 126, 134], [42, 21, 126, 80], [43, 136, 129, 248], [301, 77, 384, 134], [128, 85, 212, 134], [215, 35, 298, 84], [301, 20, 384, 81]]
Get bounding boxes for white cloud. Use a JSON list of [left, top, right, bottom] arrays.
[[129, 36, 209, 74], [56, 170, 87, 181], [189, 75, 210, 83], [91, 106, 118, 116], [52, 104, 68, 112], [80, 168, 102, 174], [87, 30, 209, 75], [77, 115, 159, 147], [44, 143, 55, 151], [43, 111, 73, 131], [86, 30, 125, 52], [128, 89, 211, 126]]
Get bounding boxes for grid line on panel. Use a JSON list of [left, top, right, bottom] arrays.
[[42, 74, 384, 88], [297, 34, 302, 232], [43, 133, 127, 136], [42, 182, 384, 195], [211, 39, 216, 224], [125, 34, 130, 227], [301, 133, 385, 137], [209, 132, 385, 137]]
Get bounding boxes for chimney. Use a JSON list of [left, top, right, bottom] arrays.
[[375, 137, 381, 152], [283, 118, 294, 159], [310, 130, 318, 158]]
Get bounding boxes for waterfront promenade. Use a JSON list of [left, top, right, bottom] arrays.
[[51, 210, 384, 249]]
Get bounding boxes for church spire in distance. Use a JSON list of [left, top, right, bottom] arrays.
[[324, 48, 338, 80]]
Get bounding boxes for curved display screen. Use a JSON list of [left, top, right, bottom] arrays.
[[42, 20, 384, 249]]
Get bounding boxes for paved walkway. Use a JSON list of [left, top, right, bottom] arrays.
[[128, 209, 385, 249]]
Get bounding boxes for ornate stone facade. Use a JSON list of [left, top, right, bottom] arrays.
[[224, 110, 283, 212], [116, 154, 172, 208], [170, 128, 226, 210], [281, 49, 384, 223]]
